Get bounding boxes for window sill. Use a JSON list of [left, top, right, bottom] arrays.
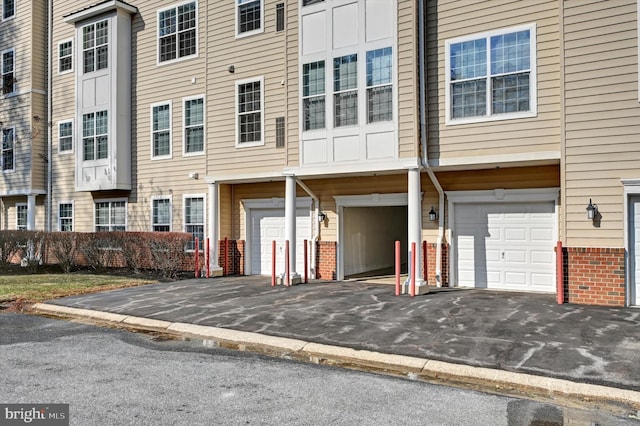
[[445, 110, 537, 126]]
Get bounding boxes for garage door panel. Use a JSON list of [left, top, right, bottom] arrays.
[[505, 250, 526, 263], [505, 272, 526, 285], [505, 227, 526, 242]]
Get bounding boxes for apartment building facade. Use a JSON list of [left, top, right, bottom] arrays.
[[2, 0, 640, 306]]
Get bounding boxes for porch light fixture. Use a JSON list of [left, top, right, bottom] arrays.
[[586, 199, 598, 220], [428, 206, 437, 222], [318, 211, 327, 223]]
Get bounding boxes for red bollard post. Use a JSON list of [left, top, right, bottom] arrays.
[[285, 240, 290, 287], [271, 240, 276, 287], [304, 239, 308, 284], [410, 242, 416, 297], [395, 241, 401, 296], [225, 237, 230, 276], [194, 237, 200, 278], [556, 241, 564, 304], [205, 237, 210, 278], [422, 240, 428, 283]]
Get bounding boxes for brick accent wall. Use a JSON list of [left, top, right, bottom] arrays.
[[423, 242, 449, 287], [316, 241, 337, 280], [218, 239, 245, 275], [564, 247, 625, 306]]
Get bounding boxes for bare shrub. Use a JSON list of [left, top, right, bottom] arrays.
[[48, 232, 78, 273], [149, 232, 192, 279], [76, 232, 121, 272]]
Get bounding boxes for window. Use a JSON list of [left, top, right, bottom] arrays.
[[59, 40, 73, 73], [83, 111, 108, 161], [237, 78, 263, 145], [152, 198, 171, 232], [95, 200, 126, 231], [184, 96, 204, 154], [276, 3, 284, 32], [82, 20, 108, 73], [16, 204, 27, 231], [302, 0, 324, 5], [237, 0, 262, 36], [184, 196, 204, 250], [2, 48, 15, 95], [158, 2, 197, 63], [2, 0, 14, 20], [58, 121, 73, 153], [302, 61, 325, 131], [446, 24, 536, 123], [333, 54, 358, 127], [151, 102, 171, 158], [2, 126, 14, 171], [275, 117, 285, 148], [366, 47, 393, 123], [59, 203, 73, 232]]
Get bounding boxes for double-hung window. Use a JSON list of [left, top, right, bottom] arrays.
[[333, 54, 358, 127], [158, 2, 197, 63], [59, 203, 74, 232], [366, 47, 393, 123], [184, 196, 204, 250], [59, 40, 73, 74], [58, 120, 73, 153], [2, 0, 14, 20], [83, 111, 108, 161], [446, 24, 536, 124], [82, 20, 108, 73], [151, 102, 171, 158], [184, 96, 204, 154], [237, 0, 262, 36], [1, 126, 14, 172], [95, 200, 126, 231], [2, 48, 15, 95], [302, 61, 325, 131], [16, 204, 27, 230], [237, 78, 263, 145], [152, 198, 171, 232]]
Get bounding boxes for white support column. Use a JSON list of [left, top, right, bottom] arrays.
[[284, 174, 301, 284], [406, 167, 426, 292], [27, 195, 36, 231], [208, 182, 223, 276]]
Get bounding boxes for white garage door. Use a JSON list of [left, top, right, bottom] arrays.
[[455, 202, 555, 292], [250, 208, 311, 275], [630, 196, 640, 305]]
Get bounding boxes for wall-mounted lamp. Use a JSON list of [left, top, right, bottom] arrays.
[[428, 206, 437, 222], [318, 211, 327, 223], [586, 198, 598, 221], [228, 65, 235, 73], [188, 171, 199, 180]]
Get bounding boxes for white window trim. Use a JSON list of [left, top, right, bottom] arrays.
[[235, 76, 264, 148], [93, 198, 128, 232], [183, 193, 206, 252], [1, 0, 15, 22], [151, 196, 172, 232], [16, 202, 27, 230], [58, 119, 74, 154], [1, 47, 16, 97], [1, 125, 15, 173], [182, 94, 205, 156], [150, 100, 172, 160], [444, 23, 537, 126], [57, 201, 75, 232], [81, 19, 109, 75], [156, 0, 199, 66], [235, 0, 264, 39], [58, 38, 74, 75]]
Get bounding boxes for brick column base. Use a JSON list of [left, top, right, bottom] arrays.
[[316, 241, 337, 280], [564, 247, 625, 306], [218, 239, 245, 276]]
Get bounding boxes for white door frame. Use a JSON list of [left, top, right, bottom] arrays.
[[243, 197, 312, 275], [446, 188, 560, 288], [622, 179, 640, 306]]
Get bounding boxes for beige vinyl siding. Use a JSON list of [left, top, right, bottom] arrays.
[[29, 93, 47, 190], [426, 0, 561, 163], [30, 0, 47, 93], [397, 0, 418, 159], [2, 197, 45, 230], [284, 1, 299, 167], [563, 0, 639, 247]]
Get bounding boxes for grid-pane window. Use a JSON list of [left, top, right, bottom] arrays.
[[184, 97, 204, 153], [2, 0, 14, 20], [237, 0, 261, 35], [59, 203, 73, 232], [16, 204, 27, 230], [366, 47, 392, 123], [184, 197, 204, 250], [276, 3, 284, 32], [83, 20, 108, 73], [333, 54, 358, 127], [59, 121, 73, 153], [83, 111, 108, 161], [237, 80, 262, 144], [59, 41, 73, 73], [302, 61, 325, 131], [2, 127, 14, 171], [2, 49, 14, 95], [152, 199, 171, 232], [95, 201, 126, 232], [152, 103, 171, 157], [449, 26, 533, 120], [159, 1, 197, 63]]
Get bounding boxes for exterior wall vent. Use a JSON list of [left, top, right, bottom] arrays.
[[276, 117, 285, 148]]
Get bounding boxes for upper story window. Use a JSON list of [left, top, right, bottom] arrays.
[[83, 111, 108, 161], [59, 203, 74, 232], [158, 1, 197, 63], [152, 198, 171, 232], [16, 204, 27, 230], [58, 120, 73, 153], [237, 0, 263, 37], [2, 0, 14, 20], [302, 61, 325, 131], [184, 96, 204, 154], [333, 54, 358, 127], [2, 48, 15, 95], [2, 126, 14, 172], [151, 101, 172, 158], [59, 40, 73, 74], [83, 20, 108, 73], [236, 78, 263, 146], [95, 200, 126, 231], [446, 24, 536, 125], [366, 47, 393, 123]]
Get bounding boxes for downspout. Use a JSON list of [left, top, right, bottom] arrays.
[[295, 178, 318, 279], [46, 0, 53, 231], [418, 0, 444, 286]]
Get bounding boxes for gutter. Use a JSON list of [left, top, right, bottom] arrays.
[[295, 178, 319, 280], [418, 0, 443, 286], [46, 0, 53, 231]]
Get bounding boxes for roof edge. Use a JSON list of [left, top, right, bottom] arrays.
[[63, 0, 137, 24]]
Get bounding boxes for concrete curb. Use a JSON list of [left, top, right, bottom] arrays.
[[30, 303, 640, 413]]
